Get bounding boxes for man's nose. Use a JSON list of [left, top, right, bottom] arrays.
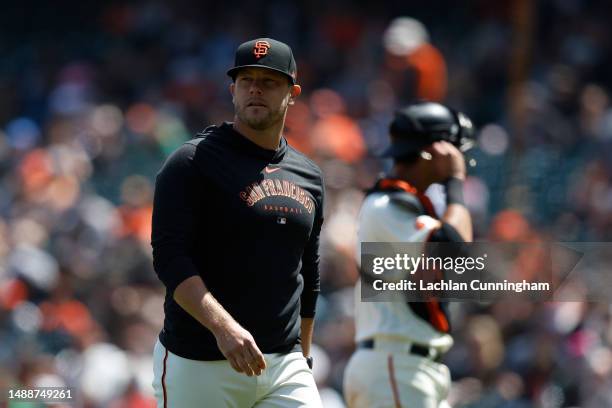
[[249, 79, 264, 94]]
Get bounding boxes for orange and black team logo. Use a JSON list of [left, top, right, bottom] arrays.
[[253, 41, 270, 59], [239, 179, 315, 214]]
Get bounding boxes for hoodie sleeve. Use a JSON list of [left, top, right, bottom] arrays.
[[299, 171, 324, 318], [151, 143, 202, 294]]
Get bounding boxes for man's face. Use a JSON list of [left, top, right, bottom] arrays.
[[230, 67, 299, 131]]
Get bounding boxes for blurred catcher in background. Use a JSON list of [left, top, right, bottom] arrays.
[[343, 101, 475, 408]]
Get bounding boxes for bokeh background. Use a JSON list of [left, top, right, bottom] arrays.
[[1, 1, 612, 407]]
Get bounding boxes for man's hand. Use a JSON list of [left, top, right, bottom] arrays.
[[172, 276, 267, 376], [212, 320, 267, 376], [425, 141, 466, 181]]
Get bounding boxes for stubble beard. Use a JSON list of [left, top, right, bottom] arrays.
[[235, 102, 287, 131]]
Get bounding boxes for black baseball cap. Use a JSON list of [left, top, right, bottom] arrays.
[[381, 102, 475, 158], [227, 38, 297, 84]]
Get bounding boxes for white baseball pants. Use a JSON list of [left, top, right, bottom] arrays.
[[343, 348, 451, 408], [153, 339, 322, 408]]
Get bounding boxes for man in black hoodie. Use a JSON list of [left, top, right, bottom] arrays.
[[151, 38, 324, 407]]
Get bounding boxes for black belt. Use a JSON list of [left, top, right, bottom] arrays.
[[357, 339, 441, 362]]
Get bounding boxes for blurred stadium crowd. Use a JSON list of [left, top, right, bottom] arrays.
[[1, 1, 612, 407]]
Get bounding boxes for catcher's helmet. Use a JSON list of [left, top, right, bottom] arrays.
[[381, 101, 475, 158]]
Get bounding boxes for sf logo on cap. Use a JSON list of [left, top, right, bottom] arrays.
[[253, 40, 270, 59]]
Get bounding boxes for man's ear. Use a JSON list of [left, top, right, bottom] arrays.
[[288, 85, 301, 105], [229, 83, 235, 102]]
